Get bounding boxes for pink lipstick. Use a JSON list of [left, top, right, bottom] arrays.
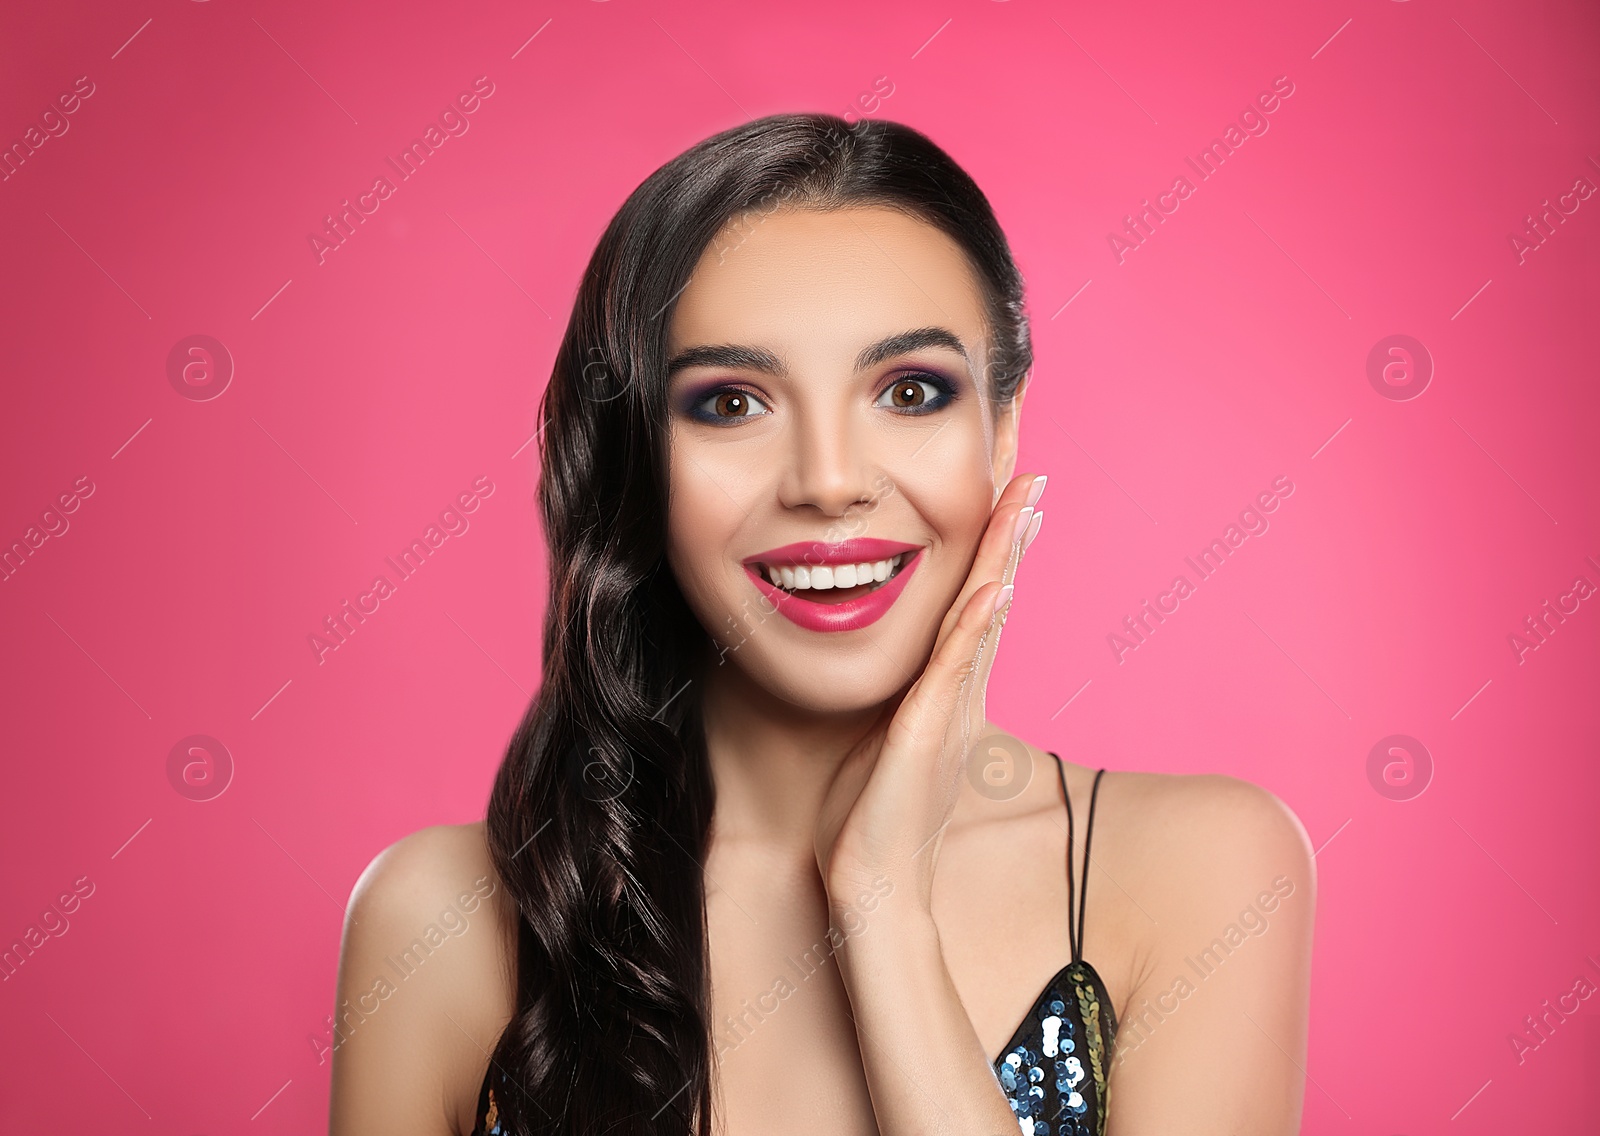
[[742, 538, 924, 633]]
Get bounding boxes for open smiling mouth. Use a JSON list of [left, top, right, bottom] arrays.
[[741, 542, 924, 633], [754, 552, 910, 603]]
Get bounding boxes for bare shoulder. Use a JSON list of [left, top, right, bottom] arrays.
[[1088, 769, 1316, 987], [330, 822, 517, 1136], [1107, 770, 1312, 868], [1085, 773, 1317, 1131], [1099, 770, 1314, 908], [347, 821, 510, 935]]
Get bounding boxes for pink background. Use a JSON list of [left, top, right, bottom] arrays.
[[2, 0, 1597, 1131]]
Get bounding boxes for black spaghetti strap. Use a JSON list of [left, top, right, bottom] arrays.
[[1048, 755, 1108, 964], [1048, 752, 1078, 962], [1077, 768, 1107, 964]]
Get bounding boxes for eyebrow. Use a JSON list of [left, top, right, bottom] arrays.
[[665, 326, 971, 380]]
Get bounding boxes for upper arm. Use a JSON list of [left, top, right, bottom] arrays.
[[328, 823, 517, 1136], [1105, 777, 1316, 1136]]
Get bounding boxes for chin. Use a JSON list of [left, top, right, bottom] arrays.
[[709, 589, 942, 710], [730, 644, 921, 716]]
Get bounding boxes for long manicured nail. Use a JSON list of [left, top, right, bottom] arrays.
[[991, 583, 1014, 615], [1022, 509, 1045, 550], [1025, 475, 1047, 508], [1012, 505, 1034, 545]]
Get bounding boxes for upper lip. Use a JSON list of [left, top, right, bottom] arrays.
[[744, 538, 921, 568]]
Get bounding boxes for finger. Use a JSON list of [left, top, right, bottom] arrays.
[[888, 576, 1013, 763], [983, 506, 1043, 661], [930, 473, 1041, 655], [998, 483, 1049, 592], [957, 497, 1047, 747], [962, 530, 1029, 739], [950, 501, 1050, 770], [970, 529, 1025, 707]]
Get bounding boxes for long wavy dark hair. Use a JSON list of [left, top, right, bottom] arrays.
[[484, 111, 1034, 1135]]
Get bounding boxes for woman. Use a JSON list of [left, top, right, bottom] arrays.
[[329, 113, 1315, 1136]]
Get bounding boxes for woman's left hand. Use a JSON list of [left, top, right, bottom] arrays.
[[813, 471, 1046, 916]]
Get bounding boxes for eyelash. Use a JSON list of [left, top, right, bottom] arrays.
[[685, 372, 959, 426]]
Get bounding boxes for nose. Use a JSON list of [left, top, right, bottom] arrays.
[[777, 403, 878, 519]]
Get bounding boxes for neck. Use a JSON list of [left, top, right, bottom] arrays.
[[699, 657, 897, 858]]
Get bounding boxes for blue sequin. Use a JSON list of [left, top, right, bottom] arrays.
[[987, 965, 1119, 1135]]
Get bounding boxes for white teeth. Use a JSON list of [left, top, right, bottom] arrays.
[[757, 553, 907, 593]]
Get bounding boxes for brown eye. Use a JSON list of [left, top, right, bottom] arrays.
[[713, 391, 749, 416], [875, 373, 955, 416], [887, 381, 925, 408], [690, 387, 771, 424]]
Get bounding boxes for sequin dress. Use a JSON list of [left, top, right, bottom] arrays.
[[471, 758, 1118, 1136], [989, 762, 1118, 1136]]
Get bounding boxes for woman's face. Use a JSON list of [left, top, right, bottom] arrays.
[[664, 204, 1024, 713]]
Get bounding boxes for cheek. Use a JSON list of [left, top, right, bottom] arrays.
[[940, 478, 998, 572], [666, 448, 749, 610], [901, 426, 996, 552]]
